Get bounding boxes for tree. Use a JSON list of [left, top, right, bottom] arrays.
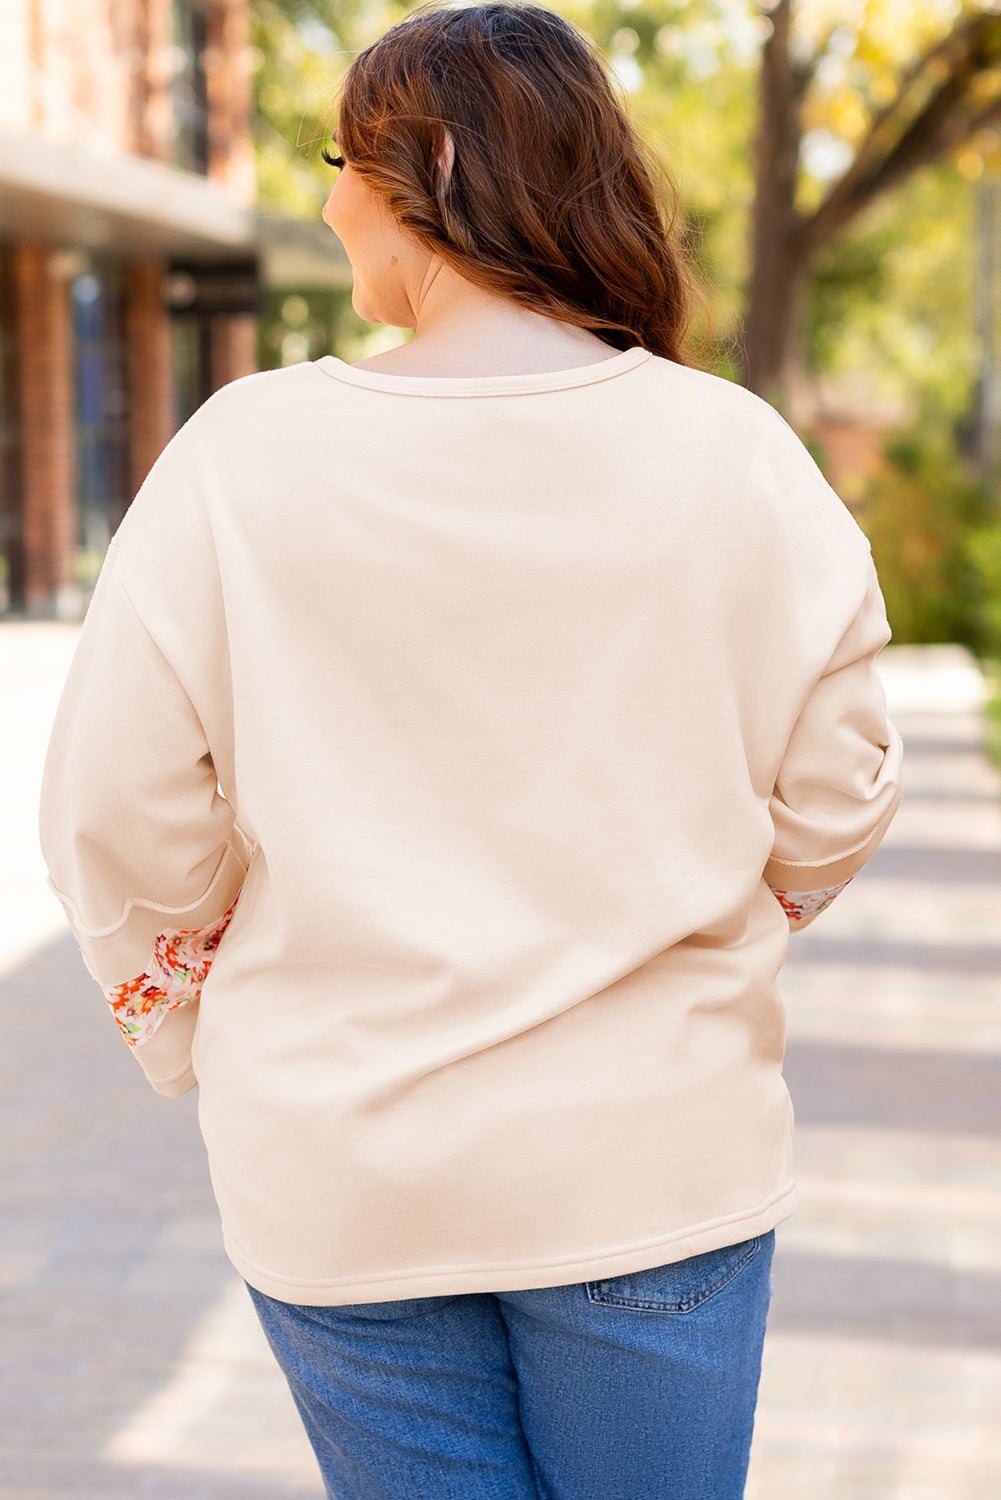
[[745, 0, 1001, 405], [250, 0, 375, 218]]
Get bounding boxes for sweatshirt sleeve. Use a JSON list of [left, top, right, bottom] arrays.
[[764, 552, 903, 930], [38, 538, 252, 1097]]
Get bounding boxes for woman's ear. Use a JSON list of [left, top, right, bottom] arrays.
[[435, 128, 456, 194]]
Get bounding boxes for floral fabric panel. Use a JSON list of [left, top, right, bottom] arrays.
[[769, 879, 851, 924], [104, 893, 241, 1046]]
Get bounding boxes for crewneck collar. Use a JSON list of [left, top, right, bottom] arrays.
[[316, 345, 651, 397]]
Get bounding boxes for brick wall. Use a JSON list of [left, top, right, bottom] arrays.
[[14, 243, 76, 615], [4, 0, 141, 149], [127, 258, 175, 495], [4, 0, 253, 193], [207, 0, 255, 203], [210, 313, 257, 390]]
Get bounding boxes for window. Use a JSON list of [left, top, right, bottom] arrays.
[[71, 264, 131, 570], [171, 314, 214, 425], [169, 0, 211, 175]]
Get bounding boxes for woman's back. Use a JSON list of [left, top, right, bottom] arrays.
[[40, 344, 900, 1302]]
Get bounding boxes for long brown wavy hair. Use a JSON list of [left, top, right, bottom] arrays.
[[323, 1, 717, 366]]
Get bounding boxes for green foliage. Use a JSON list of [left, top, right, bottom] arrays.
[[982, 663, 1001, 771], [851, 412, 995, 647], [804, 158, 981, 422], [256, 285, 388, 369], [966, 523, 1001, 658], [250, 1, 416, 363], [250, 0, 369, 217]]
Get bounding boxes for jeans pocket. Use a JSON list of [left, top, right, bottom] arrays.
[[585, 1234, 763, 1314]]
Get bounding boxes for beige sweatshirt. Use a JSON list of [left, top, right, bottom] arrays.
[[39, 345, 902, 1304]]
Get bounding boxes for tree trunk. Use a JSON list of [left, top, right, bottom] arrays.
[[741, 220, 813, 418], [739, 0, 813, 414], [739, 4, 1001, 415]]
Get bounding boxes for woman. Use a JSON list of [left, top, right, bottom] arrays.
[[39, 3, 902, 1496]]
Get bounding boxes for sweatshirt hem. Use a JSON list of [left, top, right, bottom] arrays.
[[225, 1179, 799, 1305]]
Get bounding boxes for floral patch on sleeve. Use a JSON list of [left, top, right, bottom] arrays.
[[104, 893, 241, 1046], [769, 880, 851, 924]]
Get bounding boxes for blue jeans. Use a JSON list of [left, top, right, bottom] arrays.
[[246, 1228, 775, 1500]]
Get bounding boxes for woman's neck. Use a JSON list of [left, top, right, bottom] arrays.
[[352, 261, 623, 377]]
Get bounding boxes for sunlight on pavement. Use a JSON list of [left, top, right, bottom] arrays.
[[101, 1276, 324, 1491], [746, 643, 1001, 1498], [747, 1333, 1001, 1500], [808, 876, 999, 947], [779, 964, 1001, 1053], [875, 643, 988, 713], [781, 1124, 1001, 1274]]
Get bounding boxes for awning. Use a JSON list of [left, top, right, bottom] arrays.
[[0, 126, 352, 288], [255, 215, 352, 291]]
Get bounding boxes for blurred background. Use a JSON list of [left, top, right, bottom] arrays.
[[1, 2, 1000, 1497]]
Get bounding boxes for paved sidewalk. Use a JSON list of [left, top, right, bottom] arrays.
[[2, 626, 999, 1498], [746, 645, 1001, 1500]]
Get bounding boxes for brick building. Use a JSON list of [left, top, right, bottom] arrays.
[[0, 0, 349, 618]]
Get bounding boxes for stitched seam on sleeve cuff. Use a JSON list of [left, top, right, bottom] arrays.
[[47, 841, 245, 941]]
